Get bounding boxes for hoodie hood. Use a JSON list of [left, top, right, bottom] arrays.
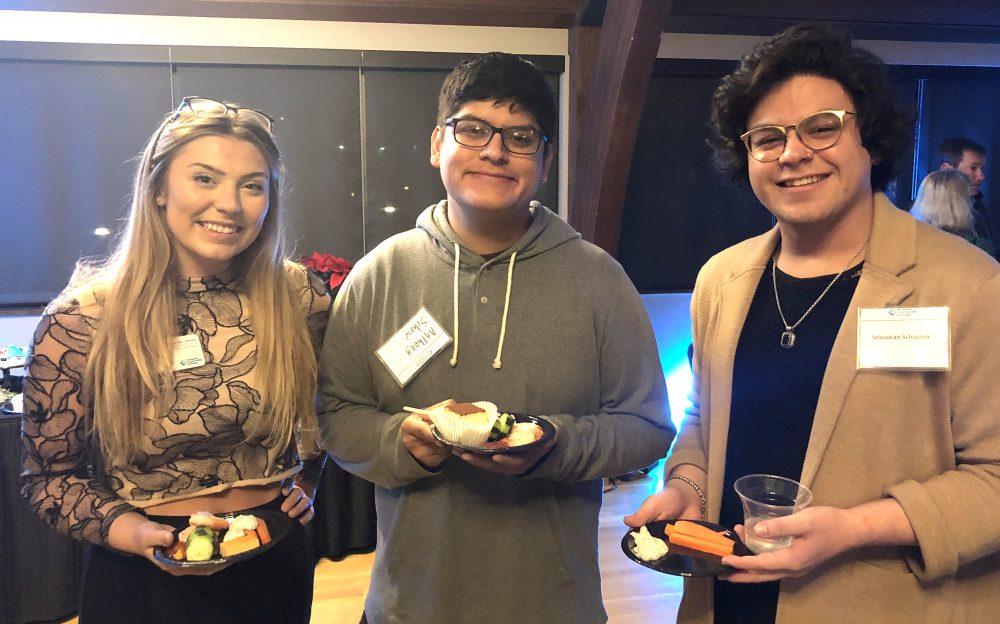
[[415, 199, 580, 268], [415, 199, 580, 369]]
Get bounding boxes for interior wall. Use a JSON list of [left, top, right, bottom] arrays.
[[0, 10, 567, 53], [0, 315, 38, 350]]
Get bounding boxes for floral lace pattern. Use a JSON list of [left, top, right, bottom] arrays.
[[21, 265, 331, 545]]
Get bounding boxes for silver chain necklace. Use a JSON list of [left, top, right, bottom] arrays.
[[772, 236, 869, 349]]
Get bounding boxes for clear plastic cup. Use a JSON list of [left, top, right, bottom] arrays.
[[734, 474, 813, 554]]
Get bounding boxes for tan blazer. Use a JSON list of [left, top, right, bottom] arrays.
[[666, 194, 1000, 623]]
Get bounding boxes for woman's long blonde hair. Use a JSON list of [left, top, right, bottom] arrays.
[[63, 104, 316, 467], [911, 169, 975, 236]]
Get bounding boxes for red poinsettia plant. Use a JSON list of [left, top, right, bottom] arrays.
[[301, 252, 354, 291]]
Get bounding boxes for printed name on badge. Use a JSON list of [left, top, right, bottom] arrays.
[[857, 307, 950, 370], [172, 334, 206, 371], [376, 307, 452, 387]]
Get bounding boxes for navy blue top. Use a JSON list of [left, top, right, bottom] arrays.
[[714, 260, 862, 624]]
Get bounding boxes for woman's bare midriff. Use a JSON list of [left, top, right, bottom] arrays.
[[143, 482, 282, 516]]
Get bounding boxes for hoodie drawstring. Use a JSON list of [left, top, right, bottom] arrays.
[[492, 251, 516, 370], [448, 244, 517, 370], [450, 242, 460, 367]]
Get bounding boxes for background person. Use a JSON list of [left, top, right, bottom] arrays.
[[939, 137, 991, 248], [318, 52, 673, 624], [911, 169, 996, 257], [626, 24, 1000, 624], [21, 97, 330, 623]]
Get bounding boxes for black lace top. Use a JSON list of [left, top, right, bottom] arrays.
[[20, 265, 331, 545]]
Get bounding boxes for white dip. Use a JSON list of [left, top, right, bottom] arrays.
[[630, 525, 669, 561]]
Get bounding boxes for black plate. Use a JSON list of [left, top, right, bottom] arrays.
[[432, 413, 556, 455], [621, 519, 751, 577], [153, 509, 292, 568]]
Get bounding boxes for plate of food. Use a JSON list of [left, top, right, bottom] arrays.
[[420, 401, 555, 455], [153, 509, 291, 568], [621, 519, 751, 577]]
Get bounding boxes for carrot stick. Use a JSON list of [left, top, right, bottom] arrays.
[[672, 520, 735, 547], [256, 518, 272, 545], [668, 532, 734, 557]]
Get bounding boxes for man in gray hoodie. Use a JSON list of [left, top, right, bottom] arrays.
[[318, 52, 673, 624]]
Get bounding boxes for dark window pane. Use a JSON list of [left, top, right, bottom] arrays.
[[362, 67, 447, 251], [0, 59, 170, 305]]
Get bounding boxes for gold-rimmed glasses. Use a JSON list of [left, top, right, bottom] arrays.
[[740, 110, 856, 163]]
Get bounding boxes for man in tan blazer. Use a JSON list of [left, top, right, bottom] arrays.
[[626, 24, 1000, 624]]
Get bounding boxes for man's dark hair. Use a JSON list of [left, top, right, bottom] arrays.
[[939, 137, 987, 168], [710, 23, 912, 191], [438, 52, 557, 147]]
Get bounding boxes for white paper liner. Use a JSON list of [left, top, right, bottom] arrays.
[[429, 401, 499, 447]]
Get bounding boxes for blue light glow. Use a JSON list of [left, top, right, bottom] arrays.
[[665, 363, 693, 433], [641, 292, 694, 435]]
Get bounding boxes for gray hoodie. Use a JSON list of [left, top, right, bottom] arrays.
[[318, 201, 673, 623]]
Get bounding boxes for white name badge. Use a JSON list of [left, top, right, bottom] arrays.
[[376, 307, 452, 387], [857, 307, 950, 370], [172, 334, 206, 371]]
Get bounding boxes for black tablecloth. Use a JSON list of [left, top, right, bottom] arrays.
[[1, 413, 85, 624], [311, 455, 378, 561]]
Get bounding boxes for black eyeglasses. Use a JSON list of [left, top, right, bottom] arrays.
[[171, 96, 275, 131], [445, 117, 547, 155], [740, 110, 856, 163]]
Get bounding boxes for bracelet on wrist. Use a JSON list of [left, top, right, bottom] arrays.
[[666, 474, 707, 519]]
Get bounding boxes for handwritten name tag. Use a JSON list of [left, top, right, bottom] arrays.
[[857, 307, 950, 370], [376, 307, 452, 387], [172, 334, 206, 371]]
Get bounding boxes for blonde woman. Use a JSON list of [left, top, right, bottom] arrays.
[[21, 97, 331, 623], [911, 169, 996, 257]]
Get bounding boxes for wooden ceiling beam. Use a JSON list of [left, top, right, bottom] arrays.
[[574, 0, 608, 27], [567, 23, 600, 227], [568, 0, 673, 256]]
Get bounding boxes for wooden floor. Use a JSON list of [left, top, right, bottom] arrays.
[[65, 465, 682, 624], [597, 467, 684, 624]]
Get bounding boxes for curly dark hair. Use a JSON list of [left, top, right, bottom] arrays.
[[438, 52, 557, 148], [710, 23, 912, 191]]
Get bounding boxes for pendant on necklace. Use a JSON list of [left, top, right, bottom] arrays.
[[780, 331, 796, 349]]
